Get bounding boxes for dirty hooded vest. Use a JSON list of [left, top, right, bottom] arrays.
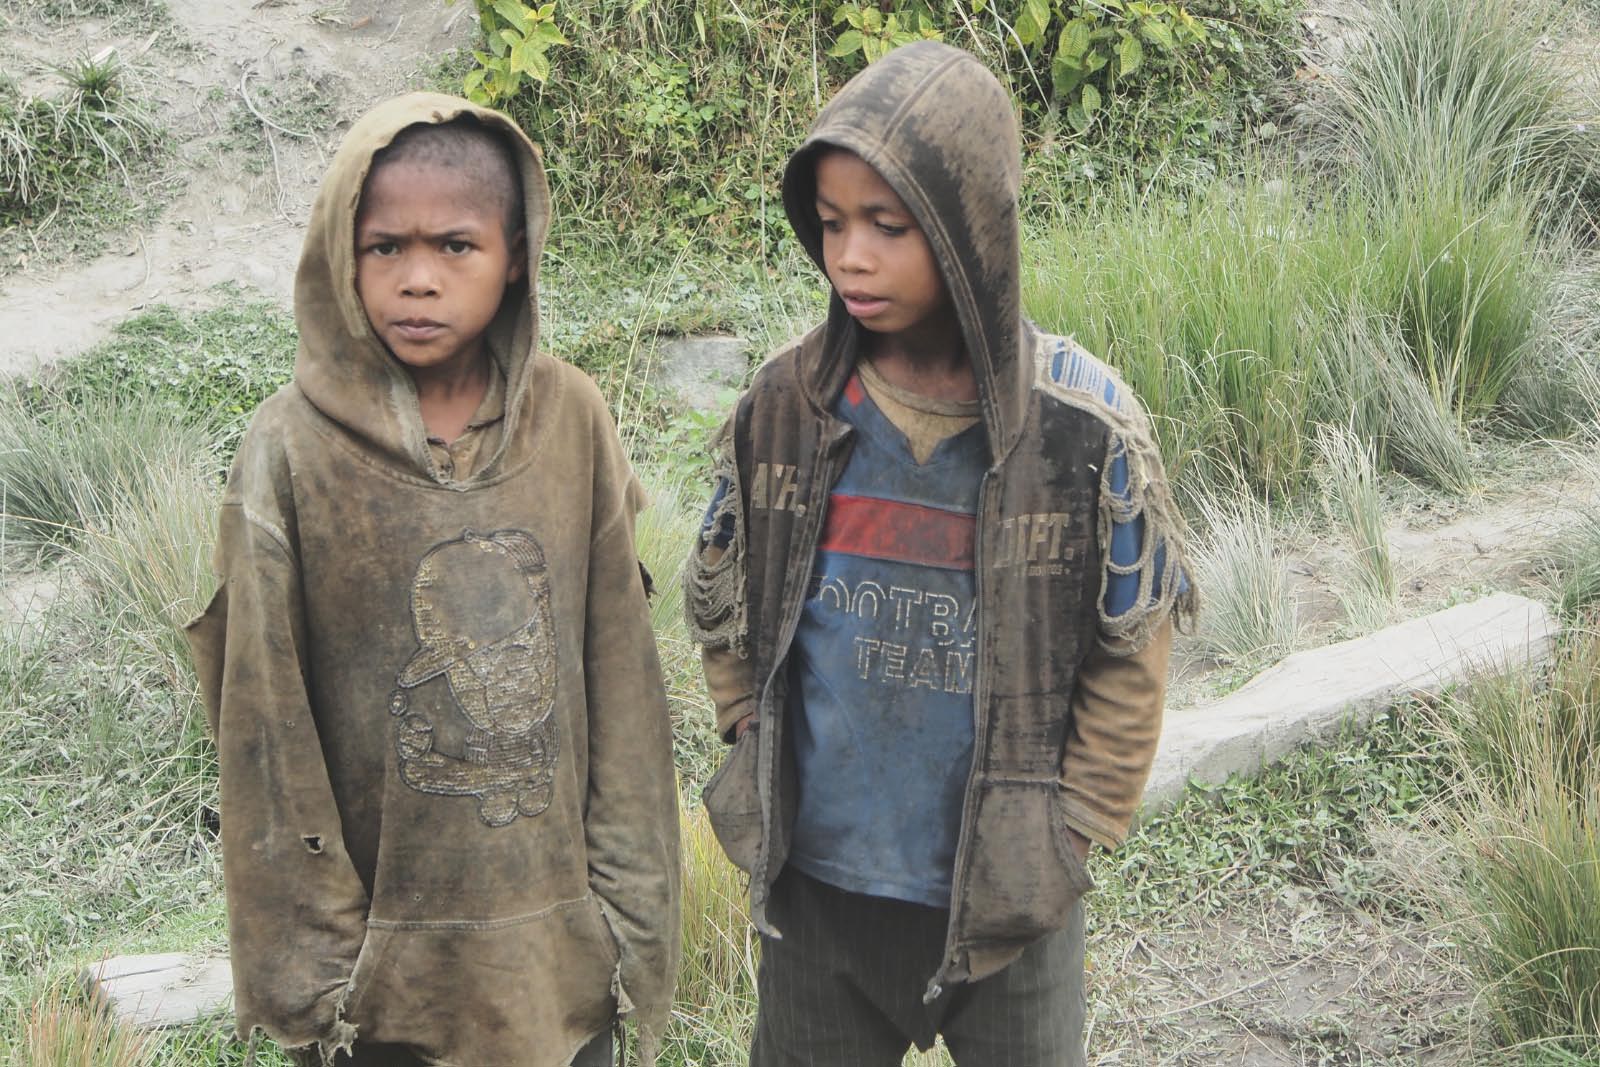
[[186, 93, 680, 1067], [687, 42, 1192, 997]]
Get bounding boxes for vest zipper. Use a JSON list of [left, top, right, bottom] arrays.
[[751, 416, 854, 935]]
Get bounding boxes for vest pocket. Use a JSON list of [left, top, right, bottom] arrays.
[[956, 777, 1093, 944], [701, 725, 762, 873]]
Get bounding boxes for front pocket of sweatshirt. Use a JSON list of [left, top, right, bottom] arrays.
[[956, 778, 1093, 945], [352, 894, 621, 1063], [701, 726, 761, 874]]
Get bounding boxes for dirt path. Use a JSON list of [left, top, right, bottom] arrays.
[[0, 0, 470, 375]]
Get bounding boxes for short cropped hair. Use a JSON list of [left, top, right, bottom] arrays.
[[369, 116, 524, 237]]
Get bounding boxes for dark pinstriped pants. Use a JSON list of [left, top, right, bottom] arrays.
[[750, 868, 1086, 1067]]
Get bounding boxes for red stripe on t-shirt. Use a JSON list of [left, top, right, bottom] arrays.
[[818, 494, 975, 570], [843, 373, 866, 408]]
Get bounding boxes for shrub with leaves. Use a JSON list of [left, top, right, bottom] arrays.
[[455, 0, 569, 106], [449, 0, 1302, 252]]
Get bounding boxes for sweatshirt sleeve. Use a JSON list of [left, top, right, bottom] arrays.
[[683, 416, 759, 742], [186, 497, 370, 1063], [581, 411, 681, 1065], [1058, 619, 1172, 849], [1058, 426, 1188, 849]]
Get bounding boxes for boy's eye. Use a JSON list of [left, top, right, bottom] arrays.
[[443, 239, 472, 255], [876, 222, 908, 237], [368, 241, 399, 256], [818, 216, 842, 233]]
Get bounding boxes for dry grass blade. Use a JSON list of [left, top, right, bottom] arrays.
[[1314, 423, 1396, 632], [1188, 487, 1299, 665], [8, 987, 157, 1067]]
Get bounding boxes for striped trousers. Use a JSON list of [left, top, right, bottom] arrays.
[[750, 868, 1086, 1067]]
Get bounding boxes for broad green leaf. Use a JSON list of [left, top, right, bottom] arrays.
[[525, 49, 550, 82], [1067, 102, 1090, 132], [1140, 18, 1175, 50], [971, 0, 987, 11], [1051, 54, 1085, 96], [1058, 17, 1091, 59], [1118, 33, 1143, 76], [1081, 81, 1101, 113], [1018, 0, 1050, 46], [491, 0, 529, 32], [530, 21, 567, 46], [499, 27, 522, 50], [462, 67, 487, 95], [694, 9, 706, 43], [828, 29, 865, 57]]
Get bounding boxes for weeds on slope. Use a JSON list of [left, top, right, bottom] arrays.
[[0, 54, 167, 261]]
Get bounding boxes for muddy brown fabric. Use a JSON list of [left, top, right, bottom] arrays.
[[187, 93, 679, 1067], [685, 42, 1192, 999]]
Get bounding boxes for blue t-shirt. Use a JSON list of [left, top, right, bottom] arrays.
[[787, 373, 986, 907]]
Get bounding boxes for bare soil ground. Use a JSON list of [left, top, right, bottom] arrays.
[[0, 0, 470, 375]]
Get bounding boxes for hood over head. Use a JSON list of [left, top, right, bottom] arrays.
[[782, 41, 1030, 457], [293, 92, 549, 476]]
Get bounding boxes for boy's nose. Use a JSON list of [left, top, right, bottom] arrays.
[[835, 227, 873, 273], [400, 257, 440, 296]]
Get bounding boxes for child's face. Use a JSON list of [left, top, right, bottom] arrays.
[[814, 149, 952, 344], [355, 159, 525, 378]]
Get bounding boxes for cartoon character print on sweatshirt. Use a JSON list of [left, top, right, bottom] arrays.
[[389, 528, 560, 827]]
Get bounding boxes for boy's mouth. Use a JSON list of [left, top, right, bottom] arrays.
[[394, 319, 446, 342], [839, 291, 889, 318]]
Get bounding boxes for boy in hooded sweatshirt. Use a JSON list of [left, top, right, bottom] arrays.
[[685, 43, 1194, 1065], [187, 94, 679, 1067]]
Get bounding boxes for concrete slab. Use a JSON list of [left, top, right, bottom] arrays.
[[649, 334, 747, 411], [80, 953, 233, 1030], [1143, 592, 1559, 811]]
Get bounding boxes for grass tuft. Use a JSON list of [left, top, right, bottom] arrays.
[[668, 806, 758, 1064], [1314, 423, 1395, 632], [0, 55, 166, 252], [1187, 487, 1299, 666], [1319, 0, 1600, 221], [1417, 630, 1600, 1053], [6, 987, 157, 1067]]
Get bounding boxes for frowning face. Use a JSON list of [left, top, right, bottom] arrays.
[[355, 159, 525, 378]]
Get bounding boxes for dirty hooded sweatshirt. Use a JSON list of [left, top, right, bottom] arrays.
[[186, 93, 680, 1067], [687, 41, 1194, 996]]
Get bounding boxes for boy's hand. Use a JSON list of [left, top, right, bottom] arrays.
[[734, 713, 756, 739]]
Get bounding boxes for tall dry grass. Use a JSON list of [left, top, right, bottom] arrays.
[[1186, 487, 1299, 665], [5, 988, 157, 1067], [1419, 629, 1600, 1055], [1314, 424, 1395, 632]]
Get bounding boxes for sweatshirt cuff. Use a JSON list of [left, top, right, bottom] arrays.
[[1056, 794, 1129, 852]]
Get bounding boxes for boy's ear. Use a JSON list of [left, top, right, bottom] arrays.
[[507, 227, 527, 284]]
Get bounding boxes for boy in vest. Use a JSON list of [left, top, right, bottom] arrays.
[[685, 43, 1193, 1064], [188, 94, 679, 1067]]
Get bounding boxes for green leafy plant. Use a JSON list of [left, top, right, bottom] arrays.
[[454, 0, 569, 106], [1035, 1, 1211, 132], [828, 2, 942, 65]]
